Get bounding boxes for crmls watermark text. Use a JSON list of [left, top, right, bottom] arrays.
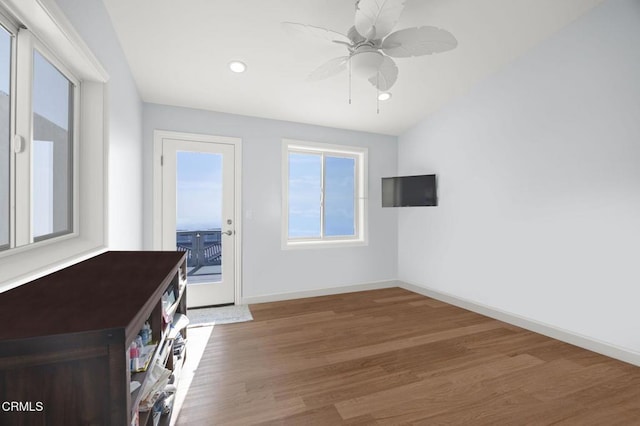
[[1, 401, 44, 412]]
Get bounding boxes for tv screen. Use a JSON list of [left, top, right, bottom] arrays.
[[382, 174, 437, 207]]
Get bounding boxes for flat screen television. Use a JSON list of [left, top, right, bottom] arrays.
[[382, 174, 437, 207]]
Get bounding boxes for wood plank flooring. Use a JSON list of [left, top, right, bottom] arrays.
[[176, 288, 640, 425]]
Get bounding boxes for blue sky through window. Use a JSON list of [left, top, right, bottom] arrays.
[[0, 32, 71, 128], [32, 48, 73, 240], [0, 26, 9, 95], [288, 153, 356, 238], [324, 156, 355, 236], [0, 26, 9, 247], [288, 153, 321, 237], [176, 151, 222, 231], [33, 51, 71, 130]]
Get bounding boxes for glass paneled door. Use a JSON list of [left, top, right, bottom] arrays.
[[161, 137, 236, 307]]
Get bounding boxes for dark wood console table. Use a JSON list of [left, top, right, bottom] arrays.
[[0, 251, 187, 426]]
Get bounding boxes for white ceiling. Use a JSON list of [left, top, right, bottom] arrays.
[[102, 0, 605, 136]]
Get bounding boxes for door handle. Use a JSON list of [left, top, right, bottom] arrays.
[[223, 230, 234, 236]]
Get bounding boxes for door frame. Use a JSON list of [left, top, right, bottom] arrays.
[[152, 129, 242, 305]]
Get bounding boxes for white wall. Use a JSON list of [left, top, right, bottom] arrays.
[[143, 104, 398, 299], [56, 0, 143, 249], [398, 0, 640, 354]]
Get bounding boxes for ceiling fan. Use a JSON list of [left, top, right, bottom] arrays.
[[283, 0, 458, 95]]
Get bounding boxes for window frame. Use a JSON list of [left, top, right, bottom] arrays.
[[14, 29, 80, 247], [282, 139, 368, 249], [0, 11, 16, 252], [0, 0, 108, 292]]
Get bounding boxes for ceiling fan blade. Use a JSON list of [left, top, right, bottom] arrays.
[[307, 56, 350, 81], [382, 26, 458, 58], [355, 0, 406, 41], [368, 56, 398, 91], [347, 26, 366, 44], [282, 22, 351, 45]]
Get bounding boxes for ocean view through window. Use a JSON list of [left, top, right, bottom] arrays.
[[176, 151, 223, 283]]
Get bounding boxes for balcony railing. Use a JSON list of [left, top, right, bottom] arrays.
[[176, 230, 222, 275]]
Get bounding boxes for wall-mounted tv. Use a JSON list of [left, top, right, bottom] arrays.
[[382, 174, 437, 207]]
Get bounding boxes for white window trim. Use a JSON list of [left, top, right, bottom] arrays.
[[0, 10, 18, 252], [0, 0, 109, 292], [14, 29, 80, 246], [282, 138, 368, 250]]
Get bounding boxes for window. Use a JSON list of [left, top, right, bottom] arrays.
[[0, 0, 108, 290], [0, 22, 10, 251], [32, 50, 74, 241], [282, 139, 368, 248], [0, 8, 78, 252]]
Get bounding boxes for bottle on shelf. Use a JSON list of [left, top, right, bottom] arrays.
[[129, 341, 140, 371], [141, 321, 151, 345]]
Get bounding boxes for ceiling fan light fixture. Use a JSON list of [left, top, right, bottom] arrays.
[[284, 0, 458, 110], [350, 49, 383, 79], [229, 60, 247, 73]]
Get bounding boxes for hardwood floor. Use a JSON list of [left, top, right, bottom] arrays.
[[176, 288, 640, 425]]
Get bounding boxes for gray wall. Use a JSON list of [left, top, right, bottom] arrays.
[[143, 104, 398, 299], [397, 0, 640, 352], [56, 0, 144, 249]]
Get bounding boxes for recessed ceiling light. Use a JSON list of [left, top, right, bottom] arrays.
[[378, 92, 392, 101], [229, 61, 247, 73]]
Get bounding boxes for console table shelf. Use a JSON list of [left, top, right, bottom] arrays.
[[0, 251, 187, 426]]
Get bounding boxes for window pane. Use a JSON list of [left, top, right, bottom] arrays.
[[288, 152, 321, 238], [324, 156, 356, 237], [176, 151, 223, 284], [0, 26, 10, 250], [32, 51, 73, 241]]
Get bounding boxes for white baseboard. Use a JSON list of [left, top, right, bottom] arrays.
[[241, 280, 398, 304], [399, 280, 640, 367]]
